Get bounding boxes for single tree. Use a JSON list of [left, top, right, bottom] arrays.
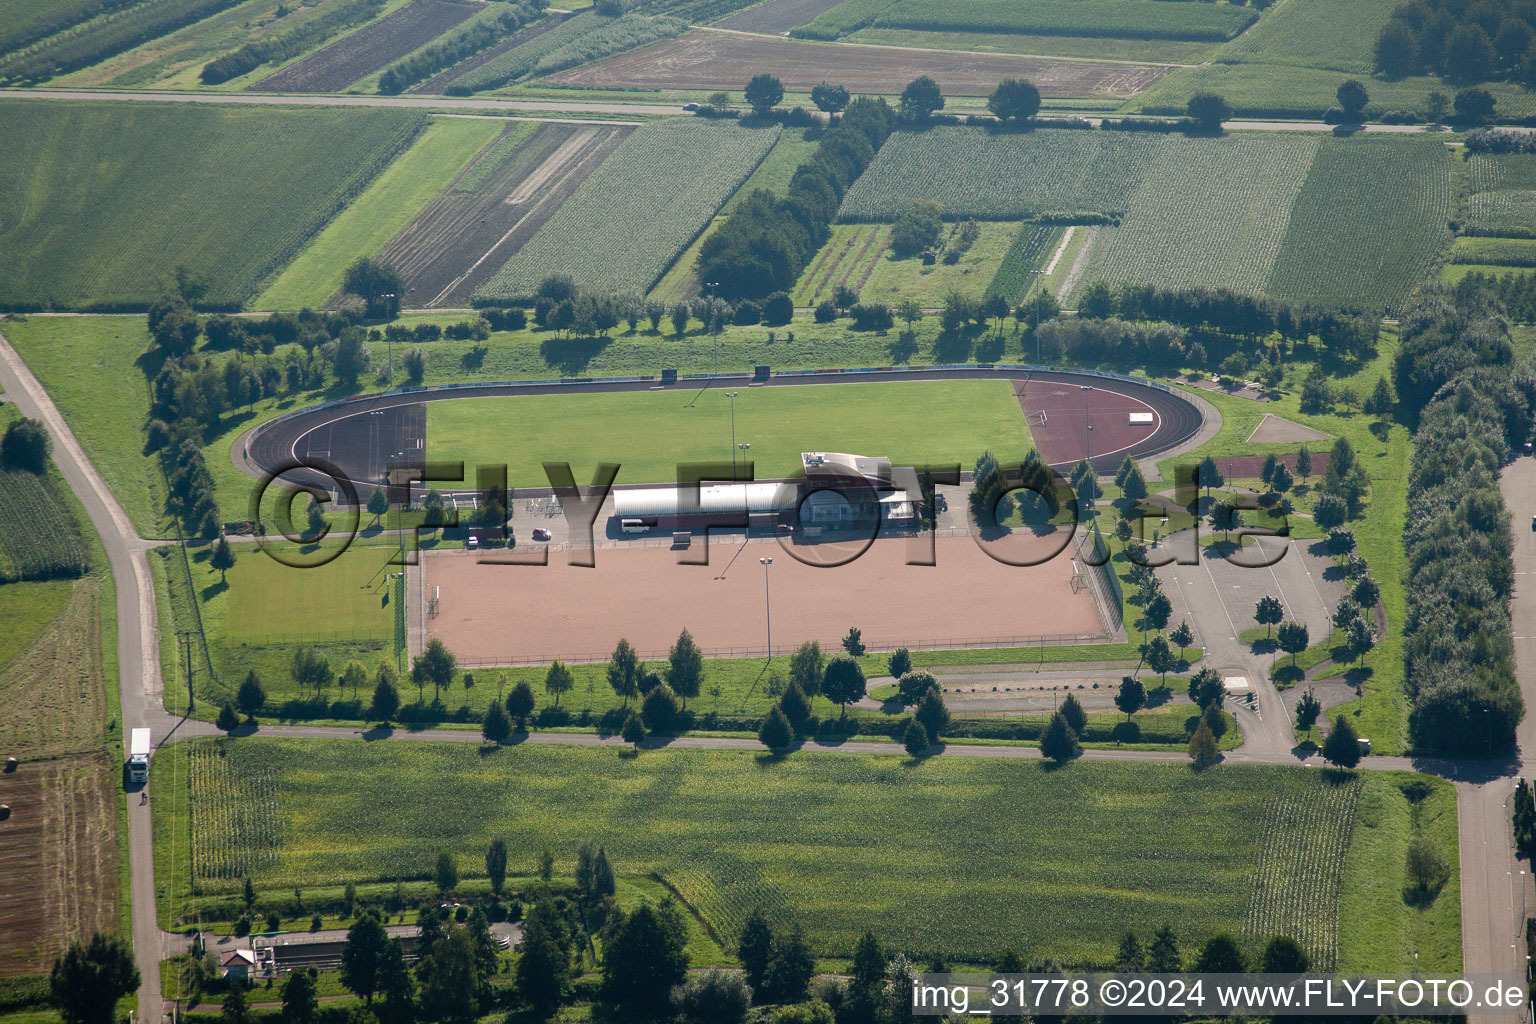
[[914, 689, 949, 740], [668, 628, 703, 707], [1209, 498, 1242, 540], [1295, 688, 1323, 738], [1269, 461, 1294, 496], [1171, 621, 1194, 660], [821, 655, 867, 718], [485, 838, 508, 895], [642, 682, 680, 733], [789, 639, 823, 700], [1405, 836, 1450, 893], [1187, 91, 1231, 131], [1120, 460, 1149, 503], [210, 534, 235, 582], [810, 81, 850, 115], [1197, 454, 1224, 495], [988, 77, 1041, 122], [622, 711, 645, 745], [779, 680, 811, 735], [1454, 85, 1497, 124], [841, 626, 866, 657], [1, 417, 51, 474], [506, 680, 536, 728], [217, 701, 240, 733], [1336, 79, 1369, 120], [1255, 595, 1284, 639], [1195, 933, 1246, 973], [760, 705, 795, 752], [482, 702, 512, 746], [281, 969, 319, 1024], [743, 73, 784, 116], [1188, 718, 1218, 766], [48, 933, 140, 1024], [340, 659, 367, 701], [899, 74, 944, 121], [411, 638, 456, 701], [1277, 620, 1310, 667], [1148, 925, 1181, 972], [607, 638, 641, 705], [1116, 932, 1145, 973], [1261, 936, 1310, 973], [1115, 676, 1146, 721], [1143, 591, 1172, 636], [903, 718, 931, 756], [1060, 692, 1088, 736], [1146, 634, 1175, 683], [739, 908, 774, 994], [1313, 493, 1347, 530], [1040, 710, 1080, 763], [1322, 714, 1361, 767], [341, 912, 389, 1004], [236, 670, 265, 719], [887, 647, 912, 679], [544, 659, 574, 707], [1295, 445, 1313, 480], [1188, 666, 1225, 710], [601, 904, 691, 1017], [222, 987, 250, 1024], [371, 675, 400, 723], [433, 851, 458, 894], [367, 485, 388, 525], [897, 669, 939, 706], [516, 925, 570, 1016]]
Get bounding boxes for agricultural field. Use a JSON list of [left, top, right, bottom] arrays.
[[476, 118, 779, 298], [1266, 135, 1451, 309], [868, 0, 1256, 41], [0, 470, 88, 584], [158, 739, 1455, 969], [711, 0, 847, 34], [1078, 134, 1319, 300], [255, 114, 505, 311], [1213, 0, 1391, 73], [1448, 237, 1536, 266], [837, 127, 1162, 222], [407, 9, 567, 92], [546, 29, 1173, 97], [987, 223, 1060, 301], [379, 122, 630, 306], [0, 0, 238, 84], [797, 221, 1026, 307], [0, 578, 110, 760], [844, 27, 1216, 64], [437, 9, 598, 92], [1468, 153, 1536, 194], [1466, 191, 1536, 239], [0, 102, 427, 310], [425, 378, 1032, 487], [0, 0, 119, 54], [249, 0, 478, 92]]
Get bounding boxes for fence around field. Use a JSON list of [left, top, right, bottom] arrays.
[[1074, 522, 1124, 637], [443, 630, 1112, 670]]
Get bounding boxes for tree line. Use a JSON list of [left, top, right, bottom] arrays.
[[1395, 281, 1530, 754]]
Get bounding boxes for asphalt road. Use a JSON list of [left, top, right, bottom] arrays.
[[0, 321, 1525, 1020], [0, 87, 1455, 133]]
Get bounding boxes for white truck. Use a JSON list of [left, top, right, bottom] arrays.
[[128, 727, 151, 783]]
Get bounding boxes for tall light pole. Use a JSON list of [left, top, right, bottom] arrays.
[[369, 409, 384, 487], [381, 294, 396, 381], [726, 391, 739, 478], [760, 557, 773, 659], [1080, 385, 1093, 468], [705, 281, 721, 379]]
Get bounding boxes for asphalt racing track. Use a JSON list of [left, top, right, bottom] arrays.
[[238, 367, 1207, 496]]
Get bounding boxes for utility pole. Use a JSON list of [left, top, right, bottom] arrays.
[[176, 630, 197, 713], [760, 557, 773, 658], [727, 391, 739, 478]]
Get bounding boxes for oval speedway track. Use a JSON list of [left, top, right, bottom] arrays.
[[238, 366, 1207, 495]]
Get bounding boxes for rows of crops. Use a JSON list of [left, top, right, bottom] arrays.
[[1467, 191, 1536, 238], [789, 0, 897, 38], [871, 0, 1257, 41], [477, 119, 779, 298], [791, 223, 888, 306], [1078, 134, 1319, 300], [0, 470, 86, 583], [837, 127, 1161, 222], [1266, 135, 1451, 309], [0, 0, 125, 55], [1242, 776, 1361, 971], [1467, 154, 1536, 194], [529, 12, 686, 77], [986, 223, 1057, 301], [1450, 237, 1536, 266], [0, 0, 238, 84], [189, 742, 284, 883], [1213, 0, 1391, 73], [0, 102, 427, 309], [445, 9, 599, 92], [660, 851, 797, 947], [180, 740, 1362, 964]]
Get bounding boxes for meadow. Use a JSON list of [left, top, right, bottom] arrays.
[[477, 119, 781, 298], [870, 0, 1256, 41], [255, 115, 505, 311], [1266, 135, 1451, 309], [1079, 133, 1318, 300], [157, 738, 1453, 970], [0, 102, 427, 310], [858, 222, 1024, 306], [837, 127, 1160, 222], [425, 378, 1032, 487]]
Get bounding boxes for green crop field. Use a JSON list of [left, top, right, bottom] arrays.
[[870, 0, 1256, 41], [1468, 153, 1536, 194], [1267, 135, 1451, 309], [987, 223, 1059, 301], [0, 101, 426, 310], [156, 739, 1456, 970], [0, 0, 238, 84], [856, 221, 1023, 306], [0, 470, 88, 583], [791, 223, 890, 306], [1449, 237, 1536, 266], [426, 379, 1032, 487], [256, 116, 507, 310], [791, 0, 898, 37], [1077, 134, 1319, 299], [444, 9, 598, 92], [844, 26, 1217, 63], [477, 119, 780, 299], [1467, 191, 1536, 238], [837, 127, 1162, 222], [1213, 0, 1391, 73]]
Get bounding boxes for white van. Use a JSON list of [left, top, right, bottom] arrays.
[[621, 518, 651, 534]]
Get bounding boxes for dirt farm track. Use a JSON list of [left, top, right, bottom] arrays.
[[238, 366, 1206, 496]]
